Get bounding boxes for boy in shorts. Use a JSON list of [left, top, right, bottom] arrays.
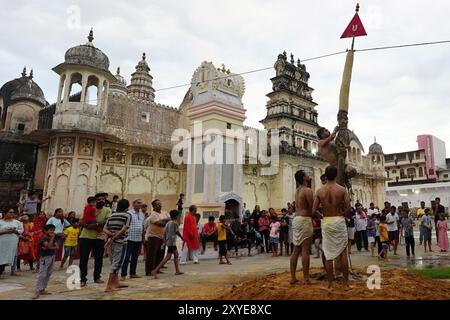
[[378, 216, 389, 261], [367, 214, 376, 257], [59, 218, 80, 270], [217, 215, 234, 265], [151, 210, 184, 276]]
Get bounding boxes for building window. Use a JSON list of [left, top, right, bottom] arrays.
[[391, 169, 397, 174], [194, 143, 204, 193], [17, 123, 25, 132], [418, 167, 423, 177], [429, 169, 434, 175], [226, 123, 231, 129], [415, 151, 421, 159], [221, 143, 234, 192], [407, 168, 416, 178], [141, 112, 150, 122], [400, 169, 406, 178], [444, 174, 449, 179]]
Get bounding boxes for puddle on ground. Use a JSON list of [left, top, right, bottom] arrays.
[[402, 255, 450, 269]]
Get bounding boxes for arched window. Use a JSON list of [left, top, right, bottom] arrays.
[[400, 168, 405, 178], [419, 167, 424, 177], [69, 73, 83, 101], [85, 75, 99, 106], [58, 74, 66, 103], [407, 168, 416, 178]]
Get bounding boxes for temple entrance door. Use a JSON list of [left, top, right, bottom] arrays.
[[224, 199, 240, 220]]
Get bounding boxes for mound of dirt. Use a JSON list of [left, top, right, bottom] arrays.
[[217, 268, 450, 300]]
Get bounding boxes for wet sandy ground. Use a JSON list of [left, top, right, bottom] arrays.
[[0, 239, 448, 300]]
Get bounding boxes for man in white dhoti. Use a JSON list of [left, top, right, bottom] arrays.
[[312, 166, 352, 290], [289, 170, 314, 285]]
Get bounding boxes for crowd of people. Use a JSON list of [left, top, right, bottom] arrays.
[[0, 175, 448, 297]]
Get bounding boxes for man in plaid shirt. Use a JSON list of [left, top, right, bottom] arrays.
[[120, 199, 145, 280]]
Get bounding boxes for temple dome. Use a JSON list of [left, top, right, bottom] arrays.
[[110, 67, 128, 94], [0, 68, 47, 107], [368, 140, 384, 154], [63, 29, 110, 72]]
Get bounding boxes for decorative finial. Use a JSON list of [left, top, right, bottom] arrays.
[[356, 3, 360, 12], [87, 28, 94, 43], [142, 52, 146, 61], [21, 66, 27, 77], [116, 67, 120, 75], [374, 136, 377, 143], [290, 53, 294, 64], [29, 68, 33, 79], [221, 64, 226, 73], [297, 58, 301, 67], [226, 69, 231, 74], [283, 50, 287, 58]]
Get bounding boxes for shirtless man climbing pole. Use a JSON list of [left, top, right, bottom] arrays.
[[290, 170, 314, 285], [317, 126, 356, 188], [312, 166, 352, 290]]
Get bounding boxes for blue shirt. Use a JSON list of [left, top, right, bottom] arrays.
[[367, 220, 375, 237]]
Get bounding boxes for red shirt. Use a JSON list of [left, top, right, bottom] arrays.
[[202, 222, 217, 235], [83, 205, 96, 223]]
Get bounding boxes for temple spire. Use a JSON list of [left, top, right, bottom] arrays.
[[87, 28, 94, 43], [21, 66, 27, 77], [29, 68, 34, 79], [127, 52, 155, 102]]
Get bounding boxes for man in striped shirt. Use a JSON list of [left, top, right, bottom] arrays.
[[104, 199, 132, 292]]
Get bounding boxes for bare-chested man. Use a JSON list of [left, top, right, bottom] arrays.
[[312, 166, 352, 290], [289, 170, 314, 285], [317, 127, 356, 184]]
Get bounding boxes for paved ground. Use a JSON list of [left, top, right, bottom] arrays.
[[0, 229, 448, 300]]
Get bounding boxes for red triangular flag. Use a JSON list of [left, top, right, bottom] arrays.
[[341, 13, 367, 38]]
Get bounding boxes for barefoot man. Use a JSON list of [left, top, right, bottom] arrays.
[[312, 166, 352, 290], [290, 170, 314, 285]]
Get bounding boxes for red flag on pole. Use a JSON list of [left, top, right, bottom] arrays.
[[340, 4, 367, 38]]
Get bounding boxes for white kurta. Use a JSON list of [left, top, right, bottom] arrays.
[[0, 219, 23, 265]]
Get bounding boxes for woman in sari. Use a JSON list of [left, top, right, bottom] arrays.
[[437, 214, 448, 252], [0, 209, 23, 278], [31, 211, 48, 272], [17, 215, 36, 270]]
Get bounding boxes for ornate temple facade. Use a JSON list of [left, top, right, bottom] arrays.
[[0, 31, 386, 217]]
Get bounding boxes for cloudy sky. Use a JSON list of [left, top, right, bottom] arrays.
[[1, 0, 449, 156]]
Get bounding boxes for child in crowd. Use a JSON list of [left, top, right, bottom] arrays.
[[32, 224, 57, 299], [230, 216, 243, 258], [269, 216, 281, 257], [312, 213, 322, 258], [367, 214, 376, 257], [245, 217, 261, 256], [151, 210, 184, 276], [59, 218, 80, 270], [217, 215, 233, 265], [82, 196, 97, 225], [279, 209, 290, 256], [378, 216, 389, 261]]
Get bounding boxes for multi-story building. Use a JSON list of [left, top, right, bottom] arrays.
[[385, 134, 450, 211]]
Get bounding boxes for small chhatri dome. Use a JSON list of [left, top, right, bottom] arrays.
[[63, 28, 110, 72], [114, 67, 127, 86], [0, 67, 47, 107], [368, 137, 384, 154]]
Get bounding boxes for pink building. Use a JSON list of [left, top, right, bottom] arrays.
[[417, 135, 447, 179]]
